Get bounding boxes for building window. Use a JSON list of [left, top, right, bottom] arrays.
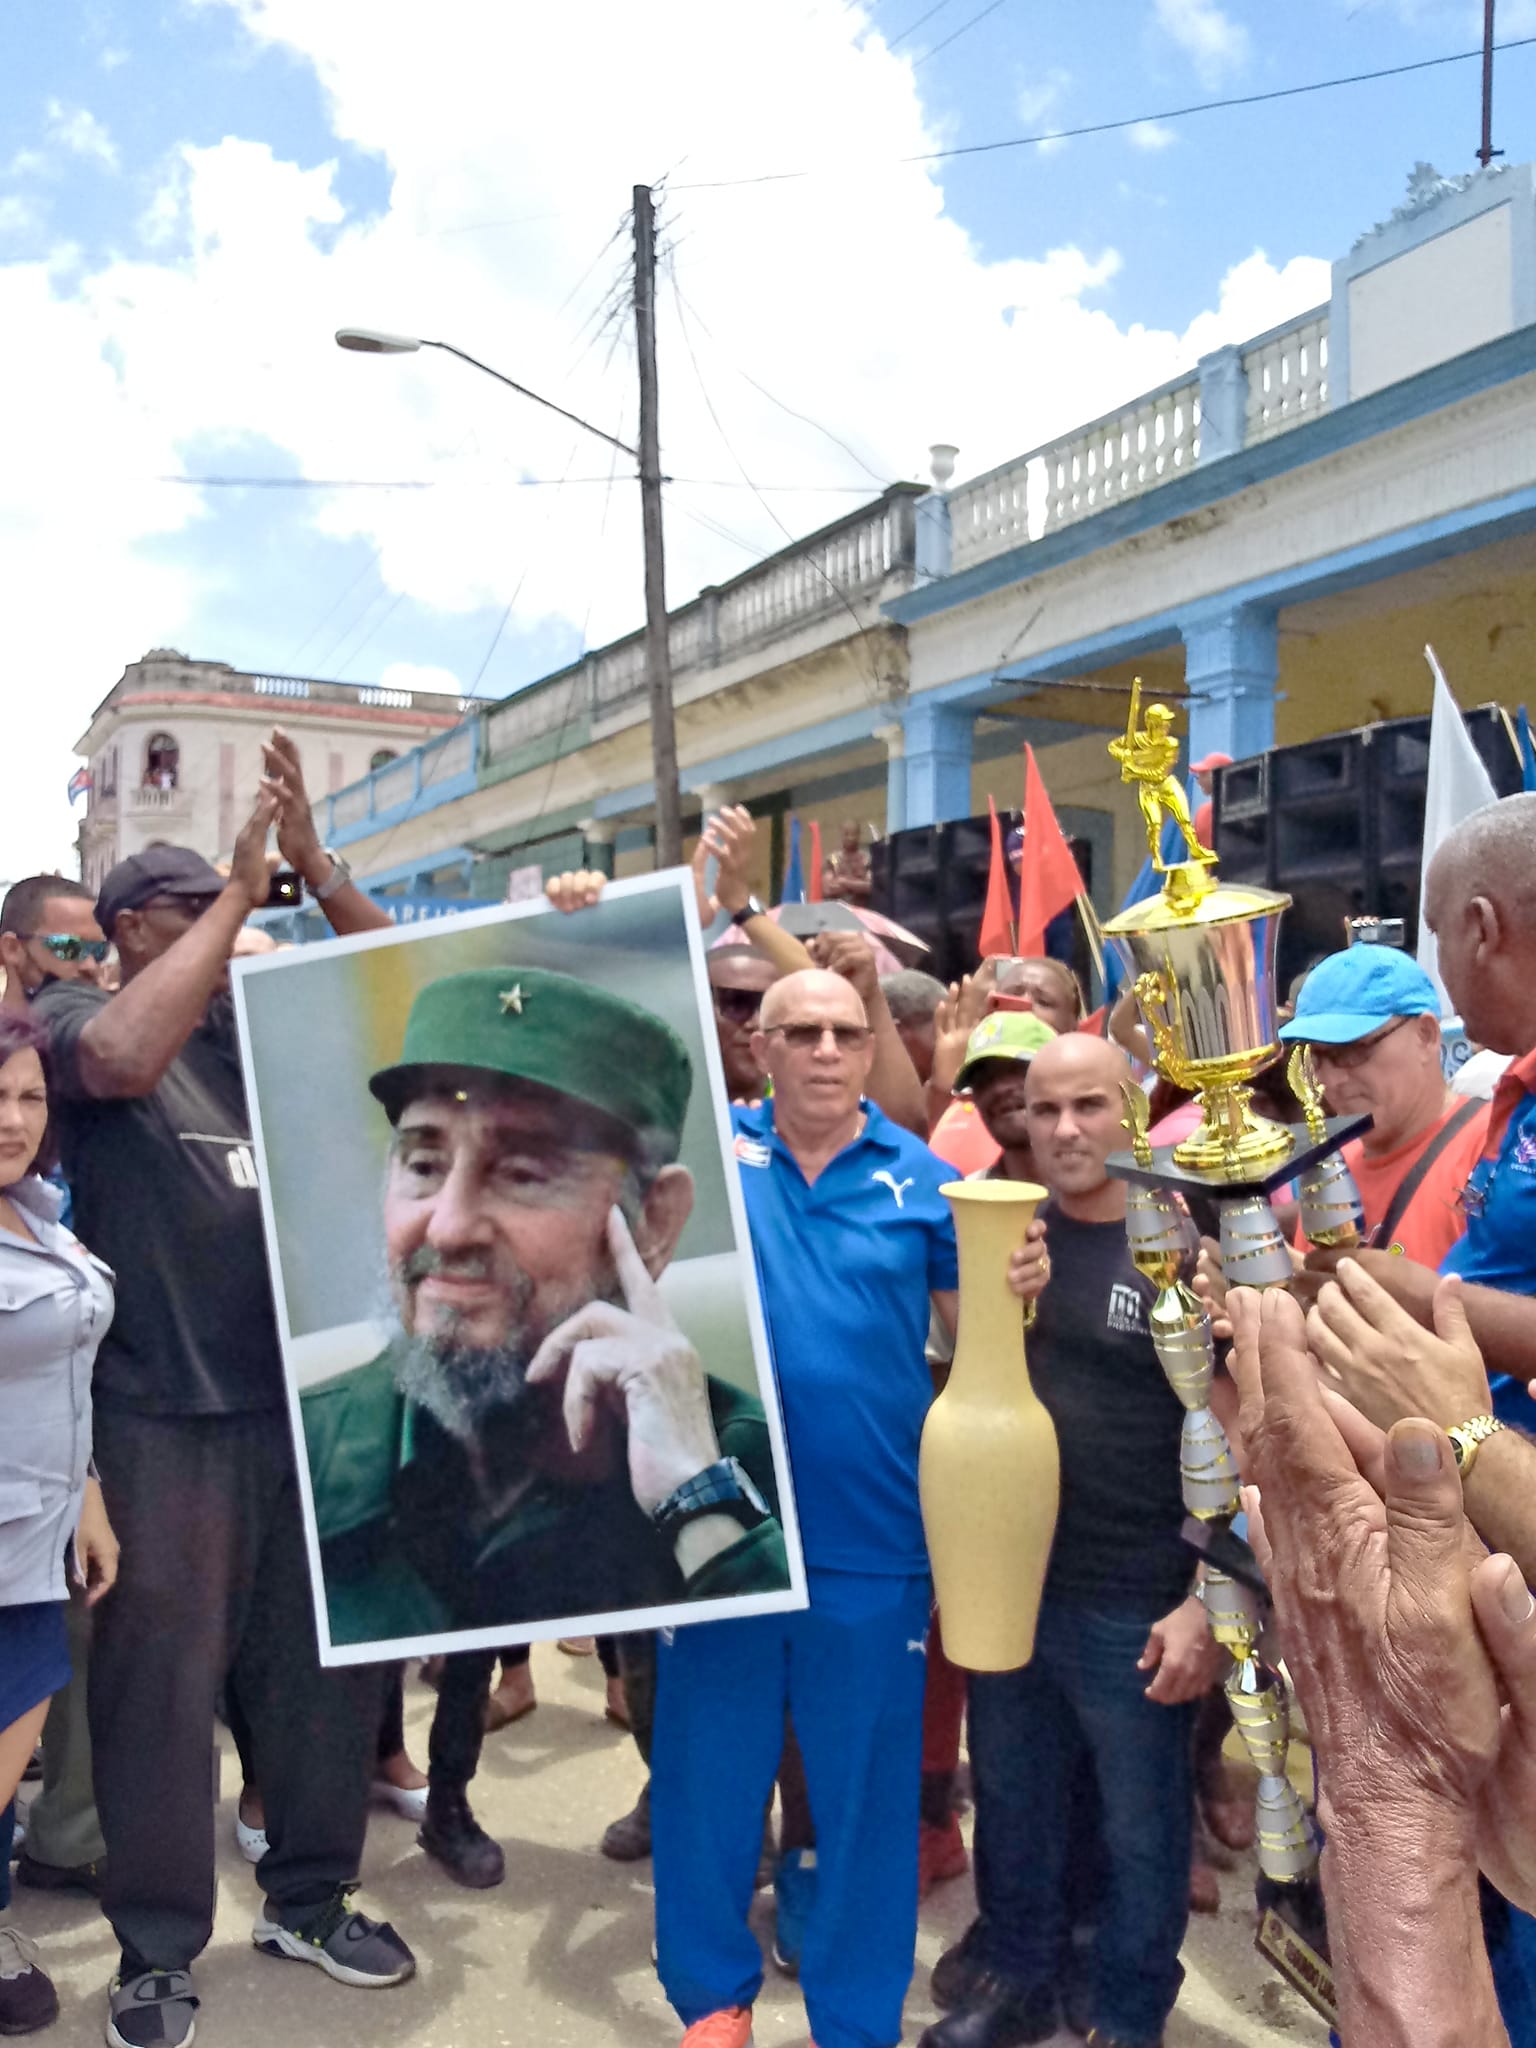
[[144, 732, 179, 790], [100, 746, 118, 798], [369, 747, 399, 772]]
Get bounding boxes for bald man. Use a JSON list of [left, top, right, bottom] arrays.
[[651, 969, 1045, 2048], [924, 1035, 1220, 2048]]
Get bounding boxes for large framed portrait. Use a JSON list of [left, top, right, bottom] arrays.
[[231, 872, 805, 1666]]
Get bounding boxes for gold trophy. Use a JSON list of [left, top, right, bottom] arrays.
[[1103, 689, 1367, 2026]]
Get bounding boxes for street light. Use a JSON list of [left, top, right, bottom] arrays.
[[333, 315, 680, 864]]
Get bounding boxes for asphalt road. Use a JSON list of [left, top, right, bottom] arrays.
[[17, 1642, 1325, 2048]]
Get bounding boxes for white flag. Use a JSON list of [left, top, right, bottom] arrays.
[[1418, 645, 1496, 1015]]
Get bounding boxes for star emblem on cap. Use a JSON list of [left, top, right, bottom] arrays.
[[498, 984, 525, 1016]]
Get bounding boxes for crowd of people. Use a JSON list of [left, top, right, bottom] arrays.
[[1, 738, 1534, 2048]]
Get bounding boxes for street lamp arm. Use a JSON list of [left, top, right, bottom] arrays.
[[422, 339, 639, 462]]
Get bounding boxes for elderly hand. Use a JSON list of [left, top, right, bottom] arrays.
[[1307, 1263, 1493, 1430], [1227, 1285, 1503, 1833], [1005, 1218, 1049, 1303], [930, 975, 987, 1095], [73, 1477, 119, 1606], [228, 791, 280, 914], [260, 728, 325, 879], [1138, 1593, 1223, 1704], [525, 1206, 722, 1518], [807, 928, 878, 1002], [545, 870, 608, 915]]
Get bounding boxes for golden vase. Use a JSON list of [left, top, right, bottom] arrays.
[[920, 1179, 1059, 1672]]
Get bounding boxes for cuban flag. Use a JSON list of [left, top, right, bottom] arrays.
[[67, 765, 93, 806]]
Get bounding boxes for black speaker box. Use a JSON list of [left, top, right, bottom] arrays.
[[1212, 706, 1523, 990]]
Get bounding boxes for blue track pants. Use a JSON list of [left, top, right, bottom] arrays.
[[652, 1568, 931, 2048]]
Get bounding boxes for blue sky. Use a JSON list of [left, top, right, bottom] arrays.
[[2, 0, 1533, 873]]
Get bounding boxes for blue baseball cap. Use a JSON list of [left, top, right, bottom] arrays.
[[1278, 946, 1440, 1046]]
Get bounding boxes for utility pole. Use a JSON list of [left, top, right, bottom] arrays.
[[1478, 0, 1503, 168], [633, 183, 682, 868]]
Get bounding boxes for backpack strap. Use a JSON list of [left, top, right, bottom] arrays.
[[1374, 1098, 1484, 1250]]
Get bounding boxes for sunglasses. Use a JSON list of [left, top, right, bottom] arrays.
[[763, 1023, 873, 1052], [713, 987, 763, 1024], [24, 933, 110, 964], [1308, 1017, 1412, 1072]]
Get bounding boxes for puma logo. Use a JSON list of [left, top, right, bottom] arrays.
[[872, 1170, 915, 1210]]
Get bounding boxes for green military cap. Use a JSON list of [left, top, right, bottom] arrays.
[[369, 966, 693, 1159], [954, 1010, 1057, 1093]]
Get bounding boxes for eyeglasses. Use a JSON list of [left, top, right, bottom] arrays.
[[1308, 1018, 1412, 1072], [713, 987, 763, 1024], [763, 1023, 873, 1052], [23, 934, 110, 964]]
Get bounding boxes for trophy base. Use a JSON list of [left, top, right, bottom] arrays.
[[1107, 1113, 1372, 1199], [1255, 1891, 1337, 2029]]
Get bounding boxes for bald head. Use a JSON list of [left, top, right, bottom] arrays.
[[753, 968, 873, 1133], [759, 968, 866, 1034], [1025, 1033, 1132, 1210], [1423, 792, 1536, 1052]]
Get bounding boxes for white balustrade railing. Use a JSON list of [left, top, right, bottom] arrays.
[[1045, 381, 1200, 530], [1244, 310, 1329, 444]]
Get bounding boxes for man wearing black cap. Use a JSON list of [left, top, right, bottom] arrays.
[[33, 759, 418, 2048]]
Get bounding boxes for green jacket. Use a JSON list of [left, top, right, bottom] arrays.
[[301, 1347, 788, 1647]]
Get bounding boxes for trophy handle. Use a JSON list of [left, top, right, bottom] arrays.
[[1134, 971, 1189, 1083]]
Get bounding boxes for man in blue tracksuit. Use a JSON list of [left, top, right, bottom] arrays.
[[650, 965, 1045, 2048]]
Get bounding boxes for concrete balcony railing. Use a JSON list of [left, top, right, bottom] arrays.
[[126, 784, 191, 813], [950, 306, 1331, 573], [324, 722, 478, 835]]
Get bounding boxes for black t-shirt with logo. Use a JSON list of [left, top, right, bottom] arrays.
[[35, 982, 283, 1416], [1028, 1204, 1191, 1615]]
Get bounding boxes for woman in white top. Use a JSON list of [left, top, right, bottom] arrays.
[[0, 1009, 118, 2032]]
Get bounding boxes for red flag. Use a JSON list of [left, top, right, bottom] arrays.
[[807, 821, 824, 902], [978, 796, 1015, 959], [1016, 745, 1083, 957]]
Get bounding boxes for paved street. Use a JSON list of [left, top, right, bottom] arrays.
[[20, 1644, 1324, 2048]]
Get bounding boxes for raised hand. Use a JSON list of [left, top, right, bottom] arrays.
[[260, 727, 325, 879], [524, 1206, 721, 1517], [545, 871, 607, 915], [1307, 1262, 1493, 1431], [228, 791, 280, 914], [700, 805, 759, 916], [807, 928, 877, 1003]]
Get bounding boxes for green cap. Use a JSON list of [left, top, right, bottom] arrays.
[[369, 966, 693, 1160], [954, 1010, 1057, 1092]]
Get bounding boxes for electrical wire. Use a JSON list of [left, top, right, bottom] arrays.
[[885, 0, 958, 55], [911, 0, 1006, 66], [156, 472, 875, 492], [670, 34, 1536, 188]]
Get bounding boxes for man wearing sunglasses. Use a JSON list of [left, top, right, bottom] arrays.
[[0, 876, 108, 1010], [1279, 945, 1489, 1270]]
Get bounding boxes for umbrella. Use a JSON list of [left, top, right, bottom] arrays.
[[711, 900, 928, 980]]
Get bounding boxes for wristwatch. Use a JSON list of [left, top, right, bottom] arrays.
[[729, 895, 767, 927], [1446, 1412, 1505, 1477], [649, 1457, 772, 1541], [312, 850, 352, 903]]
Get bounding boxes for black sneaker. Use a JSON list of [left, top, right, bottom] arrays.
[[0, 1927, 58, 2037], [931, 1920, 987, 2010], [918, 1979, 1058, 2048], [16, 1848, 108, 1897], [105, 1964, 198, 2048], [600, 1784, 652, 1863], [417, 1788, 505, 1890], [252, 1891, 415, 1987]]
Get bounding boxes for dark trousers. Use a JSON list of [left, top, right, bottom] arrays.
[[428, 1633, 656, 1789], [969, 1597, 1195, 2042], [90, 1409, 383, 1970]]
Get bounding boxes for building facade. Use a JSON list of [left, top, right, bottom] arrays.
[[104, 161, 1536, 922], [73, 650, 467, 891]]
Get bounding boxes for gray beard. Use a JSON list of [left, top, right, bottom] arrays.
[[391, 1331, 537, 1443]]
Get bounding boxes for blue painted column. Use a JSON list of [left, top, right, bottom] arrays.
[[902, 696, 974, 828], [1180, 606, 1278, 764]]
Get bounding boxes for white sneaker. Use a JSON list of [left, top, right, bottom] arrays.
[[370, 1780, 428, 1823], [235, 1815, 268, 1864]]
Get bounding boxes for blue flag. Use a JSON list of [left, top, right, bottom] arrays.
[[780, 817, 806, 904], [1518, 706, 1536, 793]]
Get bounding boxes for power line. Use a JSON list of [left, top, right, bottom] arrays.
[[670, 33, 1536, 189], [912, 0, 1007, 66], [885, 0, 957, 55], [157, 472, 877, 493]]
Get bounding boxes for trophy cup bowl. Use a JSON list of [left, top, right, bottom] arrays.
[[1103, 878, 1292, 1171]]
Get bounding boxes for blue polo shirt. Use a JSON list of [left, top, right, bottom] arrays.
[[732, 1100, 958, 1576], [1441, 1045, 1536, 1431]]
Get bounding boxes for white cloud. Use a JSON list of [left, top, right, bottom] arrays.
[[1127, 120, 1177, 151], [1017, 67, 1070, 126], [0, 195, 42, 235], [1, 0, 1331, 877], [377, 661, 467, 698], [43, 99, 120, 170], [1152, 0, 1249, 85]]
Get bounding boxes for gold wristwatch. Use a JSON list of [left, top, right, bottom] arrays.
[[1446, 1413, 1505, 1478]]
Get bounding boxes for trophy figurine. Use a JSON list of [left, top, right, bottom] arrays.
[[1101, 688, 1368, 2027]]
